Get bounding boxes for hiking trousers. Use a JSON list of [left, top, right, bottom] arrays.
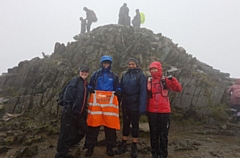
[[147, 112, 170, 158], [122, 107, 140, 138], [84, 126, 116, 149], [55, 112, 87, 158]]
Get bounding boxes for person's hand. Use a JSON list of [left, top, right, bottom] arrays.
[[88, 88, 95, 93], [114, 90, 122, 97], [167, 75, 172, 80]]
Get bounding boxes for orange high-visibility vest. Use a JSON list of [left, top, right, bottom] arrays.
[[87, 90, 120, 130]]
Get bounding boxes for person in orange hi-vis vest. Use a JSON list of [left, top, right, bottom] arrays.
[[84, 55, 122, 157]]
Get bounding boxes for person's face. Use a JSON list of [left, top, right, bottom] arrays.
[[128, 61, 137, 69], [102, 61, 111, 68], [79, 70, 89, 80], [150, 68, 158, 72]]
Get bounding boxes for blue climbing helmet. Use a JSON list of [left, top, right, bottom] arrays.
[[100, 55, 112, 64]]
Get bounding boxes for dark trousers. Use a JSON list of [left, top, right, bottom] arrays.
[[231, 104, 240, 112], [55, 113, 87, 158], [87, 20, 93, 32], [122, 108, 140, 138], [147, 112, 170, 158], [84, 126, 116, 149]]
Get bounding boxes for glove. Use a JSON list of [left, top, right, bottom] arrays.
[[167, 75, 172, 80], [88, 88, 95, 93], [114, 90, 122, 97]]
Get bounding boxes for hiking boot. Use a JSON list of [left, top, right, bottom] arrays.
[[106, 147, 114, 156], [85, 148, 94, 157], [55, 153, 66, 158], [152, 154, 158, 158], [115, 141, 127, 154], [66, 154, 74, 158], [131, 143, 138, 158]]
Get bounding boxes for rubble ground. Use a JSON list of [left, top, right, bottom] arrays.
[[1, 121, 240, 158]]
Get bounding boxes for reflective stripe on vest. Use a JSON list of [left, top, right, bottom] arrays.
[[87, 90, 120, 130]]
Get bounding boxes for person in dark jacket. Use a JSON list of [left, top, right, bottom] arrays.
[[115, 57, 147, 158], [84, 55, 121, 157], [132, 9, 141, 28], [147, 61, 182, 158], [118, 3, 130, 26], [55, 65, 89, 158]]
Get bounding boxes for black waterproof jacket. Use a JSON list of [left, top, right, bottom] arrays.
[[63, 77, 88, 114]]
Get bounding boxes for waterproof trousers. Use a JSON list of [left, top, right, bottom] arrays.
[[84, 126, 116, 149], [55, 113, 87, 158], [147, 112, 170, 158], [122, 108, 140, 138]]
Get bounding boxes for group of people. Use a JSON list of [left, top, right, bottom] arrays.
[[79, 3, 143, 34], [118, 3, 142, 28], [80, 7, 98, 34], [55, 55, 182, 158]]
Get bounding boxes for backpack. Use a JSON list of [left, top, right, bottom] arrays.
[[56, 77, 80, 106], [234, 88, 240, 98], [140, 12, 145, 24], [90, 10, 98, 22]]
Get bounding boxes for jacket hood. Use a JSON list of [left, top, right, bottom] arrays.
[[236, 78, 240, 84], [100, 55, 112, 63], [100, 55, 112, 70], [149, 61, 162, 78]]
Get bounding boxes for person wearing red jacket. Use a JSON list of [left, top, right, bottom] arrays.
[[146, 61, 182, 158], [227, 78, 240, 124]]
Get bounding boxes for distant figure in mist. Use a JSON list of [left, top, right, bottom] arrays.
[[132, 9, 141, 28], [118, 3, 130, 26], [83, 7, 98, 32], [227, 78, 240, 124], [79, 17, 87, 34]]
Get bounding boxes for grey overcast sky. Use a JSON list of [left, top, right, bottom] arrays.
[[1, 0, 240, 78]]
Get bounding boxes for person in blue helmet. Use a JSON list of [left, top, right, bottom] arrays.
[[84, 55, 122, 157]]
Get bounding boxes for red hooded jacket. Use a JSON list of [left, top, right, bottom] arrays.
[[227, 79, 240, 105], [146, 61, 182, 113]]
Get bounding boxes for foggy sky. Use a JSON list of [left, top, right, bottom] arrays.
[[1, 0, 240, 78]]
